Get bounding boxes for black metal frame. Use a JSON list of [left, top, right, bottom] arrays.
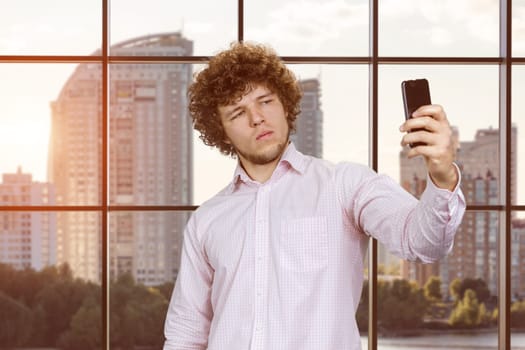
[[1, 0, 524, 349]]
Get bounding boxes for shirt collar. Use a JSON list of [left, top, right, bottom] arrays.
[[227, 142, 309, 193]]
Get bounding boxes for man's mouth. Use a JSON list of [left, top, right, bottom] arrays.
[[256, 131, 273, 140]]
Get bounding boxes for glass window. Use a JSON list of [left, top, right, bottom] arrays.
[[513, 0, 525, 57], [0, 211, 102, 349], [245, 0, 369, 56], [109, 210, 191, 349], [110, 0, 237, 56], [379, 0, 499, 57], [512, 65, 525, 205], [378, 65, 500, 197], [0, 0, 100, 55], [0, 63, 101, 206], [109, 63, 193, 206], [512, 211, 525, 349]]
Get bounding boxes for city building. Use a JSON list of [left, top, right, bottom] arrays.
[[512, 218, 525, 300], [0, 167, 56, 270], [290, 78, 323, 158], [48, 32, 193, 284]]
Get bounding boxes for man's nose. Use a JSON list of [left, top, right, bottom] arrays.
[[248, 107, 265, 127]]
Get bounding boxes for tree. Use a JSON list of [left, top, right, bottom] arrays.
[[449, 277, 462, 301], [378, 279, 428, 330], [0, 291, 33, 348], [511, 300, 525, 328], [57, 296, 101, 350], [448, 289, 491, 328], [450, 277, 490, 304], [109, 273, 169, 349], [424, 276, 442, 302], [33, 278, 100, 346], [154, 281, 175, 301]]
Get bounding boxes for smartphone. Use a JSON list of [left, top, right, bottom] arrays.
[[401, 78, 431, 147]]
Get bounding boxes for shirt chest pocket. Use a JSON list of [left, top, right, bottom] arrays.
[[280, 216, 329, 272]]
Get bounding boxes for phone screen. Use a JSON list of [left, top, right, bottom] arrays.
[[402, 78, 431, 120], [401, 78, 431, 147]]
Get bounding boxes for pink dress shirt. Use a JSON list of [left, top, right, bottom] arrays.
[[164, 143, 465, 350]]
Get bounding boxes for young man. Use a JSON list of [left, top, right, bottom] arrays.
[[163, 42, 465, 350]]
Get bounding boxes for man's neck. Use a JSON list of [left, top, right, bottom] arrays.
[[241, 157, 281, 184]]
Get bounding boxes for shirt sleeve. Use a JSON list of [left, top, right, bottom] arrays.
[[163, 214, 214, 350], [340, 162, 466, 263]]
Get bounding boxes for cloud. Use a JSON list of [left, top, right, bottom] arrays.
[[381, 0, 499, 47], [248, 0, 368, 49], [514, 5, 525, 53]]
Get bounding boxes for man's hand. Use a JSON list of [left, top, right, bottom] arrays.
[[400, 104, 459, 191]]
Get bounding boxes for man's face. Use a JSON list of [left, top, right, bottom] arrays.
[[218, 84, 289, 169]]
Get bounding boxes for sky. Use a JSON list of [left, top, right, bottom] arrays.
[[0, 0, 524, 207]]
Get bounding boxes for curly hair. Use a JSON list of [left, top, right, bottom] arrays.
[[188, 42, 303, 156]]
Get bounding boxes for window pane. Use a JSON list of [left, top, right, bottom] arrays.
[[0, 211, 102, 349], [377, 211, 499, 349], [0, 63, 100, 206], [244, 0, 369, 56], [378, 65, 500, 204], [378, 65, 500, 348], [512, 211, 525, 349], [512, 65, 525, 205], [109, 63, 193, 206], [0, 1, 100, 55], [513, 0, 525, 57], [109, 211, 191, 348], [379, 0, 499, 57], [110, 0, 237, 56]]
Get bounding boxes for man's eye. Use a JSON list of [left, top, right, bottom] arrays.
[[261, 99, 273, 104], [231, 111, 244, 120]]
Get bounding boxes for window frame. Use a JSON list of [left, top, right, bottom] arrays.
[[1, 0, 524, 349]]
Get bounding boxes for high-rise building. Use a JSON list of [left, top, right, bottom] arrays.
[[399, 126, 519, 297], [513, 218, 525, 299], [291, 78, 323, 158], [0, 167, 56, 270], [48, 33, 193, 284]]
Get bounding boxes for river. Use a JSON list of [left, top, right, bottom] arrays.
[[361, 331, 525, 349]]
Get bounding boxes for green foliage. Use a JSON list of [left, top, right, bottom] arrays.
[[511, 300, 525, 328], [57, 296, 102, 350], [33, 276, 100, 346], [110, 273, 169, 349], [424, 276, 442, 302], [448, 289, 491, 328], [0, 291, 33, 348], [378, 279, 428, 330], [0, 263, 172, 349], [449, 277, 491, 304], [154, 281, 175, 301], [449, 277, 462, 301]]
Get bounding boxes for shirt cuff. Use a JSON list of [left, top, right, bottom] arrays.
[[420, 162, 465, 227], [425, 162, 462, 197]]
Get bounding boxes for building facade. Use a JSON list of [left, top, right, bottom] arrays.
[[48, 33, 193, 284], [0, 167, 56, 270], [290, 78, 323, 158]]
